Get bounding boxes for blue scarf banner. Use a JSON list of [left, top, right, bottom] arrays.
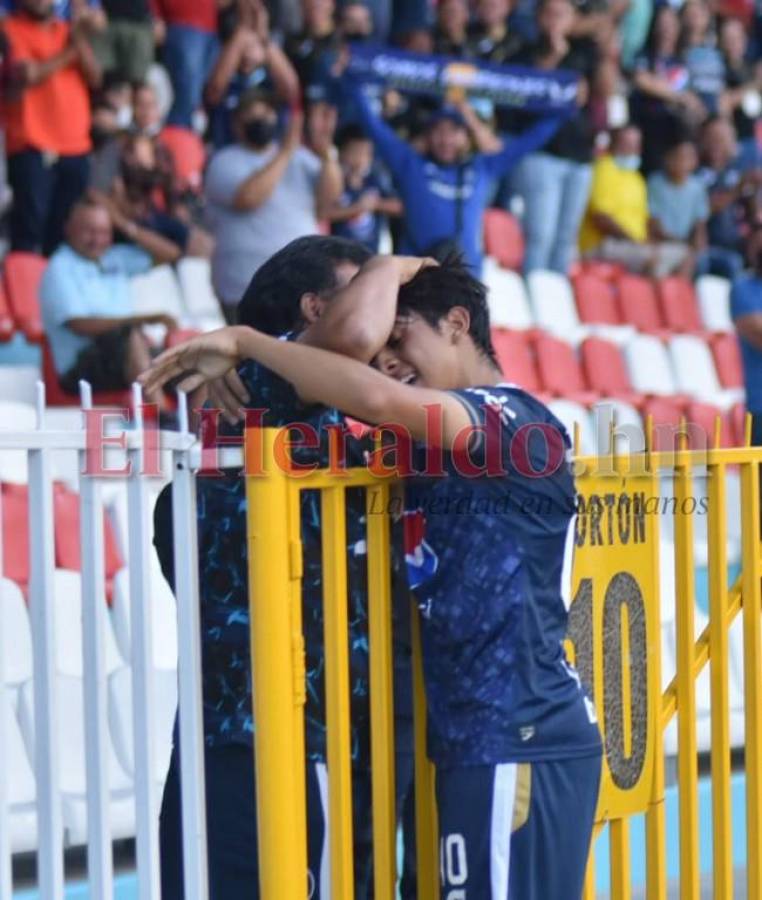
[[346, 43, 579, 113]]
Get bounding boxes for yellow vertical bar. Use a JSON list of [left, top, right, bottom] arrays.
[[321, 486, 355, 900], [646, 465, 667, 900], [245, 428, 307, 900], [674, 449, 700, 900], [707, 461, 733, 899], [609, 818, 631, 900], [740, 456, 762, 900], [412, 607, 439, 900], [366, 484, 397, 899]]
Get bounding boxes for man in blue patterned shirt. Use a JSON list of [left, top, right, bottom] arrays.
[[154, 237, 430, 899]]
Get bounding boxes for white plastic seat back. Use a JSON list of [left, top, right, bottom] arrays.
[[0, 366, 39, 405], [483, 258, 533, 329], [527, 269, 586, 343], [176, 257, 224, 326], [624, 334, 677, 396], [591, 400, 644, 456], [130, 264, 184, 321], [668, 334, 740, 408], [53, 569, 122, 678], [696, 275, 733, 333], [0, 400, 36, 483], [111, 564, 178, 670], [2, 577, 33, 688], [546, 400, 596, 455]]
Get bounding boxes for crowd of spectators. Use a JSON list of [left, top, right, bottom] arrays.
[[0, 0, 760, 396]]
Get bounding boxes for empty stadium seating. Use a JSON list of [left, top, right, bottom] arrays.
[[624, 333, 680, 398], [491, 329, 543, 394], [657, 276, 703, 333], [711, 332, 744, 390], [3, 252, 46, 344], [696, 274, 733, 333], [0, 281, 15, 342], [158, 126, 206, 193], [483, 209, 524, 270], [617, 273, 664, 334], [546, 399, 596, 454], [534, 333, 598, 405], [580, 337, 644, 407], [483, 258, 533, 329], [668, 334, 743, 408], [527, 269, 588, 344]]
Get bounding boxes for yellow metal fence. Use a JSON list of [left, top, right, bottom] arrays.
[[245, 426, 762, 899]]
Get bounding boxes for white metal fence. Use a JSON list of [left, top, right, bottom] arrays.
[[0, 383, 210, 900]]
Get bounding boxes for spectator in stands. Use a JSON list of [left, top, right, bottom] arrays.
[[40, 198, 177, 403], [284, 0, 339, 96], [132, 80, 163, 136], [467, 0, 523, 63], [348, 77, 566, 273], [204, 88, 342, 321], [99, 69, 132, 127], [2, 0, 102, 255], [579, 124, 691, 276], [731, 225, 762, 445], [327, 124, 401, 252], [509, 0, 601, 274], [90, 0, 158, 83], [678, 0, 725, 116], [432, 0, 469, 56], [338, 1, 373, 41], [697, 116, 755, 280], [305, 90, 338, 157], [648, 137, 709, 269], [204, 2, 299, 149], [718, 17, 762, 152], [0, 0, 105, 25], [631, 6, 705, 173], [154, 0, 219, 128]]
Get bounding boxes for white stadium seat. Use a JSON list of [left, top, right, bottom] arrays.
[[4, 694, 37, 853], [176, 257, 224, 329], [696, 274, 733, 333], [624, 334, 677, 397], [527, 269, 588, 344], [111, 564, 178, 671], [668, 335, 743, 409], [0, 400, 37, 483], [590, 400, 644, 456], [17, 676, 136, 846], [52, 569, 122, 679], [0, 366, 39, 406], [2, 577, 33, 696], [483, 258, 533, 330], [130, 264, 185, 322], [546, 399, 596, 455], [108, 666, 177, 786]]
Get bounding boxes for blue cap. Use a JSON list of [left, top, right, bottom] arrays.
[[426, 106, 468, 130]]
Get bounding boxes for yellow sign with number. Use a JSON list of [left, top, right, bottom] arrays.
[[567, 469, 661, 820]]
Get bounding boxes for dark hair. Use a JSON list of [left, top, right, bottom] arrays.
[[237, 236, 373, 335], [396, 256, 498, 366], [335, 123, 371, 149], [235, 86, 277, 118]]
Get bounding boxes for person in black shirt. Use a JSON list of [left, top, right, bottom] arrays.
[[719, 17, 762, 147], [432, 0, 470, 56], [467, 0, 524, 63], [509, 0, 599, 273], [283, 0, 341, 99]]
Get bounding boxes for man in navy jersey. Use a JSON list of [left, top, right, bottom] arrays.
[[152, 236, 426, 899], [143, 257, 603, 899]]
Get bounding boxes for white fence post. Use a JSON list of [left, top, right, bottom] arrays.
[[78, 381, 115, 898], [28, 383, 64, 900], [0, 485, 11, 900]]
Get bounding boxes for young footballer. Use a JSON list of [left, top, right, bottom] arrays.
[[141, 258, 603, 899]]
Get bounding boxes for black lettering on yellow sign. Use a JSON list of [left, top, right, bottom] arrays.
[[575, 491, 647, 548]]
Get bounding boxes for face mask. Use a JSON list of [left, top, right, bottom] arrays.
[[614, 154, 642, 171], [122, 163, 161, 193], [244, 118, 277, 149], [115, 105, 133, 130], [344, 31, 370, 41], [91, 127, 115, 148]]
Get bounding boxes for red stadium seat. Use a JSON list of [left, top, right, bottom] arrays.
[[642, 397, 686, 451], [617, 273, 664, 333], [534, 333, 598, 404], [41, 340, 132, 408], [580, 337, 643, 406], [3, 252, 46, 343], [731, 402, 748, 446], [578, 260, 624, 281], [657, 276, 703, 333], [483, 209, 524, 271], [1, 483, 30, 591], [159, 126, 206, 192], [491, 329, 542, 394], [0, 282, 15, 342], [711, 333, 743, 389], [685, 401, 734, 449], [572, 272, 621, 325]]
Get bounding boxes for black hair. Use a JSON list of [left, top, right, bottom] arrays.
[[237, 236, 373, 335], [396, 256, 499, 367], [335, 123, 371, 150], [235, 86, 277, 118]]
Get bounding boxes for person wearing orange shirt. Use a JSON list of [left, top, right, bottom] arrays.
[[2, 0, 102, 255]]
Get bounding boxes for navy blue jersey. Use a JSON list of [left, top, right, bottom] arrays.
[[154, 346, 372, 764], [330, 168, 395, 253], [404, 385, 601, 767]]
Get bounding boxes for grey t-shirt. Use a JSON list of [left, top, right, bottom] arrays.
[[205, 142, 322, 306], [647, 172, 710, 242]]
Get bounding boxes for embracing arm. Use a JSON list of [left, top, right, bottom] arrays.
[[141, 325, 472, 444], [480, 112, 565, 179]]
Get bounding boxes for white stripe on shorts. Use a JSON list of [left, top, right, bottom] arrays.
[[316, 762, 331, 900], [491, 763, 518, 899]]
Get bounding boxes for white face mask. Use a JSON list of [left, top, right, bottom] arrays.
[[115, 104, 133, 130]]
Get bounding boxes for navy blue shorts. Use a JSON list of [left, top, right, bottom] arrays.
[[436, 754, 602, 900]]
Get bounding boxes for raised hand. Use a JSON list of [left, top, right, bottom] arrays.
[[139, 328, 244, 397]]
